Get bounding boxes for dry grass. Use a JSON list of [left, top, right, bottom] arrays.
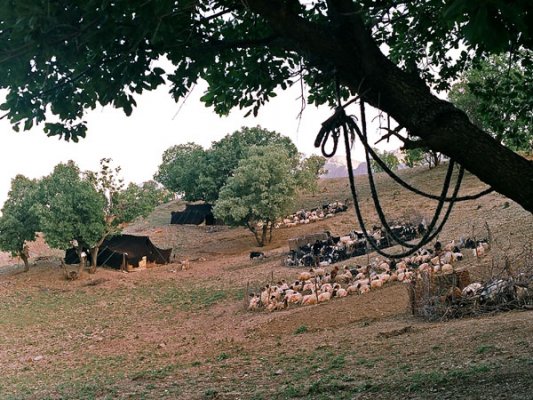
[[0, 164, 532, 399]]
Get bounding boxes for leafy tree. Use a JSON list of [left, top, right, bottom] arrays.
[[295, 154, 327, 194], [154, 143, 208, 199], [38, 162, 106, 267], [0, 175, 41, 271], [448, 50, 533, 151], [404, 148, 442, 169], [213, 145, 297, 246], [371, 148, 399, 173], [0, 1, 532, 211], [155, 126, 298, 202], [113, 181, 173, 223], [202, 126, 299, 202]]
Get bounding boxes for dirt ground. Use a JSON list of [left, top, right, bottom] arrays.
[[0, 166, 532, 399]]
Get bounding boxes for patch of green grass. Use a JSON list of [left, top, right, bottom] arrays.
[[356, 358, 376, 368], [476, 344, 496, 354], [203, 388, 218, 398], [131, 363, 180, 381], [328, 355, 345, 370], [216, 352, 230, 361], [405, 364, 494, 392], [155, 286, 228, 311], [294, 325, 308, 334]]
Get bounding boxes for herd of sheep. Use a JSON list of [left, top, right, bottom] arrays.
[[248, 238, 532, 313], [278, 201, 348, 228], [284, 224, 421, 267]]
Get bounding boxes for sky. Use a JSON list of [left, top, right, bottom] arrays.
[[0, 81, 402, 209]]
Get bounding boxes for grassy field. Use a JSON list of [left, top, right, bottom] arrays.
[[0, 164, 532, 399]]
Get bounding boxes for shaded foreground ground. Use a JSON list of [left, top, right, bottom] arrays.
[[1, 166, 532, 399]]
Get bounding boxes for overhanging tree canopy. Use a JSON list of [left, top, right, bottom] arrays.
[[0, 0, 532, 211]]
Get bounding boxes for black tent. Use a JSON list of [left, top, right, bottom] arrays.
[[64, 234, 172, 269], [170, 203, 220, 225]]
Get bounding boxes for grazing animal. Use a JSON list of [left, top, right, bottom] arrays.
[[462, 282, 482, 297], [250, 251, 265, 260], [248, 294, 260, 311]]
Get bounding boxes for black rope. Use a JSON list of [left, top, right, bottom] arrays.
[[361, 101, 465, 253], [312, 77, 483, 258], [316, 107, 492, 202], [343, 116, 462, 258], [359, 101, 457, 249]]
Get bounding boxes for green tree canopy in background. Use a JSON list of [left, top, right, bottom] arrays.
[[38, 161, 107, 259], [448, 50, 533, 152], [113, 181, 173, 223], [155, 126, 299, 202], [154, 143, 208, 200], [0, 1, 532, 211], [0, 175, 41, 271], [370, 148, 399, 173], [213, 144, 298, 246]]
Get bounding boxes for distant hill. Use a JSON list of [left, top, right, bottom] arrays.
[[321, 155, 367, 178]]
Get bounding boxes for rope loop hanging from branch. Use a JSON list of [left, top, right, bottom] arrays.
[[313, 77, 490, 258]]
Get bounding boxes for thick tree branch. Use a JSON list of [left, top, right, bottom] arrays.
[[245, 0, 533, 213]]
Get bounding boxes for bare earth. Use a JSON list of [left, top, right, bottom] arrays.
[[0, 166, 532, 400]]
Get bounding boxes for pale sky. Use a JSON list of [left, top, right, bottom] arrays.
[[0, 81, 401, 209]]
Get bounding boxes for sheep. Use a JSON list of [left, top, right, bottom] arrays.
[[359, 285, 370, 294], [462, 282, 482, 297], [317, 291, 333, 303], [371, 279, 383, 289], [250, 251, 265, 260], [248, 294, 260, 311], [430, 255, 440, 266], [286, 291, 303, 304], [335, 288, 348, 297], [298, 270, 313, 281], [347, 283, 359, 294], [441, 264, 454, 275], [302, 293, 318, 305], [320, 283, 334, 293]]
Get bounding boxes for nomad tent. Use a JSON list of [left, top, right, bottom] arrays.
[[170, 203, 219, 225], [65, 234, 172, 269]]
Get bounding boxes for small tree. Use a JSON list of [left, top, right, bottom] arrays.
[[295, 154, 327, 194], [213, 145, 297, 246], [370, 148, 399, 173], [155, 126, 299, 202], [38, 161, 106, 269], [0, 175, 41, 271], [113, 181, 173, 223], [154, 143, 208, 200], [404, 148, 442, 169], [449, 50, 533, 151]]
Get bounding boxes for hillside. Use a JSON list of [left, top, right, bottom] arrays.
[[0, 164, 532, 400]]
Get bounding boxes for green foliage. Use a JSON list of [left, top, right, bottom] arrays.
[[1, 1, 529, 140], [295, 154, 327, 193], [449, 50, 533, 151], [38, 161, 106, 250], [154, 143, 208, 200], [370, 148, 399, 173], [85, 158, 125, 215], [113, 181, 172, 223], [404, 148, 425, 168], [155, 126, 299, 202], [213, 144, 297, 246], [0, 175, 41, 257], [294, 325, 309, 335]]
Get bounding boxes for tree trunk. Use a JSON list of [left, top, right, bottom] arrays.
[[260, 223, 268, 247], [89, 247, 99, 274], [247, 0, 533, 213], [20, 252, 30, 272], [246, 222, 263, 246]]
